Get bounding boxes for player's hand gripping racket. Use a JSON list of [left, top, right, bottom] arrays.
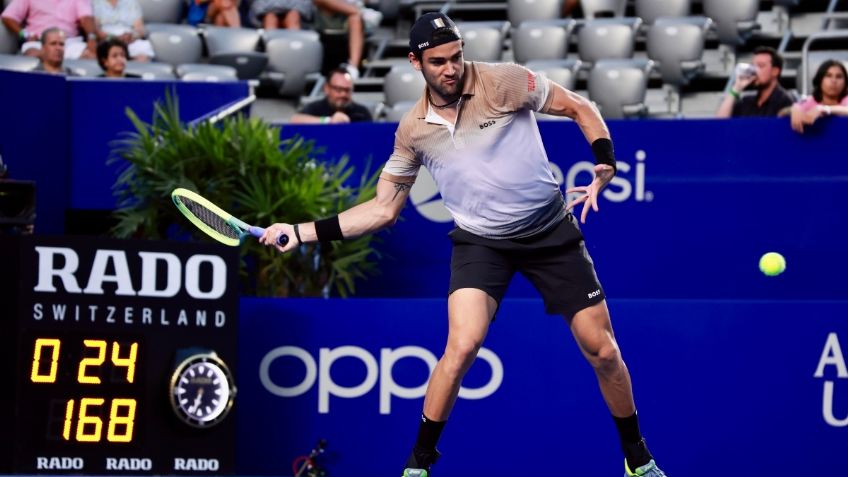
[[171, 188, 288, 246]]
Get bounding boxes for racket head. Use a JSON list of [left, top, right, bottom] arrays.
[[171, 188, 248, 246]]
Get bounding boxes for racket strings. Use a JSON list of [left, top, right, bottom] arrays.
[[179, 196, 239, 239]]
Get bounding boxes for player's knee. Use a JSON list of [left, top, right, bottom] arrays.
[[588, 343, 621, 373], [444, 338, 482, 371]]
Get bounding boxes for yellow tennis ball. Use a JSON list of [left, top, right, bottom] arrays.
[[759, 252, 786, 276]]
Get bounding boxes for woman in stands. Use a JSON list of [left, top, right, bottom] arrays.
[[249, 0, 313, 30], [789, 59, 848, 133], [92, 0, 156, 61]]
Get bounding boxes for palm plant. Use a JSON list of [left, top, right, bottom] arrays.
[[110, 92, 381, 297]]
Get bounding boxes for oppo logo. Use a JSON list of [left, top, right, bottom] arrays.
[[32, 247, 227, 299], [259, 345, 503, 414], [409, 150, 651, 223]]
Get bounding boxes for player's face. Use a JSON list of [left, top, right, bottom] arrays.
[[104, 46, 127, 77], [821, 65, 846, 100], [413, 41, 464, 101], [324, 71, 354, 110], [42, 31, 65, 67], [752, 53, 778, 88]]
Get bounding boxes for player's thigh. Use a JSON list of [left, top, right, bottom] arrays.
[[568, 300, 618, 358], [445, 288, 497, 356]]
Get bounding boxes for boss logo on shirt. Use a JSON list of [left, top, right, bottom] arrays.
[[479, 120, 496, 129]]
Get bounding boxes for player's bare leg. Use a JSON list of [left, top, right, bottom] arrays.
[[568, 300, 666, 476], [403, 288, 496, 475]]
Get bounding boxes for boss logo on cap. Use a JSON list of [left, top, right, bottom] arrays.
[[418, 41, 430, 49]]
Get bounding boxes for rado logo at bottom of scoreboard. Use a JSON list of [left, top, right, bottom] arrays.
[[174, 458, 220, 471], [105, 458, 152, 471], [36, 457, 84, 470]]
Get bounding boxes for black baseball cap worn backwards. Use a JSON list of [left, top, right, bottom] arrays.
[[409, 12, 462, 55]]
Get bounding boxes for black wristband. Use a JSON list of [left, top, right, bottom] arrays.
[[591, 138, 617, 173], [293, 223, 303, 245], [314, 216, 344, 241]]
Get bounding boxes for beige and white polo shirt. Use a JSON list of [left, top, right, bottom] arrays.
[[383, 61, 565, 239]]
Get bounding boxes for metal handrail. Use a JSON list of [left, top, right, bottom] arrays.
[[188, 94, 257, 126], [800, 30, 848, 96]]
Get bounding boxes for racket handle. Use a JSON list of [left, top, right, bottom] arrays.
[[248, 226, 289, 246]]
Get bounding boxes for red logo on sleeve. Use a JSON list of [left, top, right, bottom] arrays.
[[528, 72, 536, 92]]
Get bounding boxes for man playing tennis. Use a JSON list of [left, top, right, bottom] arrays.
[[261, 12, 667, 477]]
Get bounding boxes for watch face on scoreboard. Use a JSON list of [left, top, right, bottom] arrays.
[[170, 353, 236, 428]]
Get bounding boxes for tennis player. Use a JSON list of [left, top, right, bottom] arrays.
[[261, 12, 667, 477]]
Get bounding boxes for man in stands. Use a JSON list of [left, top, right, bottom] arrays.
[[716, 46, 794, 118], [291, 67, 372, 123]]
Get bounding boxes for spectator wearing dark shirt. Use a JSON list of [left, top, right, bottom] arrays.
[[716, 46, 793, 118], [291, 67, 372, 124], [33, 28, 76, 75], [96, 37, 140, 78]]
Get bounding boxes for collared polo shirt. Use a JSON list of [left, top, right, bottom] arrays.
[[383, 61, 565, 239]]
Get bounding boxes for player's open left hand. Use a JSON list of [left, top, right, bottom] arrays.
[[565, 164, 615, 224], [260, 223, 299, 253]]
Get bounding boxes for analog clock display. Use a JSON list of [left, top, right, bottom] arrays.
[[170, 354, 235, 428]]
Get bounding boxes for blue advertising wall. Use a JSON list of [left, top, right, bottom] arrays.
[[236, 297, 848, 477], [0, 70, 249, 233]]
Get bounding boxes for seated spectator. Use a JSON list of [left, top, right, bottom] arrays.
[[96, 37, 140, 78], [716, 46, 793, 118], [312, 0, 364, 78], [787, 60, 848, 133], [290, 67, 372, 123], [188, 0, 241, 27], [33, 28, 76, 75], [249, 0, 312, 29], [92, 0, 155, 61], [1, 0, 98, 59]]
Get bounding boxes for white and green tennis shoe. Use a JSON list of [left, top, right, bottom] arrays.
[[625, 459, 668, 477]]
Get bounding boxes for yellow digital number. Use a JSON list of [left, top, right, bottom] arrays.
[[76, 397, 104, 442], [111, 342, 138, 384], [30, 338, 61, 383], [77, 340, 107, 384], [62, 399, 74, 440], [107, 399, 136, 443]]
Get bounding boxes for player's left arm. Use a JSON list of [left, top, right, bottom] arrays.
[[539, 81, 616, 223]]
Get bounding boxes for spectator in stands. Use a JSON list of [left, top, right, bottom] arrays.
[[249, 0, 312, 29], [291, 66, 372, 123], [92, 0, 155, 62], [312, 0, 364, 78], [1, 0, 98, 59], [716, 46, 793, 118], [33, 28, 76, 75], [189, 0, 241, 27], [96, 37, 140, 78], [787, 59, 848, 133]]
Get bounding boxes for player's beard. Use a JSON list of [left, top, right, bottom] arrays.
[[425, 69, 463, 104]]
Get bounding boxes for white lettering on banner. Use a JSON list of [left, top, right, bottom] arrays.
[[174, 458, 219, 471], [105, 458, 152, 471], [409, 151, 651, 223], [32, 247, 227, 299], [31, 303, 226, 329], [815, 333, 848, 427], [36, 457, 83, 470], [259, 345, 504, 414]]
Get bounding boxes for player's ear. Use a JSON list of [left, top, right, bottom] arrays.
[[408, 52, 422, 71]]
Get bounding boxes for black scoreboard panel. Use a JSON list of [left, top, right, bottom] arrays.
[[1, 236, 239, 475]]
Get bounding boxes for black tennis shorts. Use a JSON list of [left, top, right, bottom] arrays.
[[448, 214, 605, 317]]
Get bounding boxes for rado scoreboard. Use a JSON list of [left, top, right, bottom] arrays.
[[0, 236, 239, 475]]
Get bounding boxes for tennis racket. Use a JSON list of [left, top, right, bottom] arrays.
[[171, 188, 288, 246]]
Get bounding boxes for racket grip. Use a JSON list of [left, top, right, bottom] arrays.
[[248, 226, 289, 246]]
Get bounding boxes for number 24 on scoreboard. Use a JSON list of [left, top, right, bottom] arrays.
[[29, 338, 139, 444]]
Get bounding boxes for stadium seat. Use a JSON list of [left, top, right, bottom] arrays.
[[64, 59, 102, 77], [176, 63, 238, 81], [0, 54, 38, 72], [507, 0, 562, 27], [581, 0, 626, 19], [525, 58, 582, 90], [0, 24, 17, 55], [264, 30, 323, 97], [702, 0, 760, 46], [647, 16, 711, 113], [577, 17, 641, 64], [457, 21, 510, 62], [148, 28, 203, 66], [512, 19, 576, 64], [381, 64, 425, 120], [634, 0, 690, 26], [203, 27, 268, 80], [125, 60, 176, 79], [588, 58, 653, 119], [137, 0, 183, 24]]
